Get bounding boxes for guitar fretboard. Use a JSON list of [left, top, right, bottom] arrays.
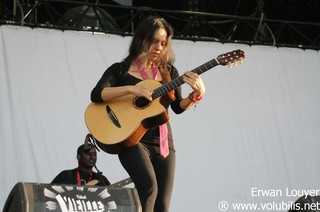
[[152, 58, 218, 99], [107, 177, 132, 188]]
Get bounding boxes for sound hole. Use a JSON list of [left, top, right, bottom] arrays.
[[134, 97, 151, 109]]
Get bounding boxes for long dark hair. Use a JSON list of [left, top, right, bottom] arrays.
[[124, 16, 175, 66]]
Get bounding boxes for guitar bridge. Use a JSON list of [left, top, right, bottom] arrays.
[[106, 105, 121, 128]]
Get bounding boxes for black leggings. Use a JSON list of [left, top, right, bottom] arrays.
[[118, 143, 176, 212]]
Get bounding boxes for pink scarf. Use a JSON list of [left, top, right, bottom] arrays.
[[135, 60, 169, 158]]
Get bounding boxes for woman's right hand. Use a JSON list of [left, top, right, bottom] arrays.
[[129, 84, 153, 101]]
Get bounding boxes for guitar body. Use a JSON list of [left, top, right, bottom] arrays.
[[85, 80, 170, 154]]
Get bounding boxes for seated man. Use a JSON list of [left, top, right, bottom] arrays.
[[51, 134, 110, 186]]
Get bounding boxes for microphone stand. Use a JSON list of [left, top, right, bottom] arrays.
[[94, 164, 102, 175], [94, 164, 108, 186], [85, 133, 106, 185]]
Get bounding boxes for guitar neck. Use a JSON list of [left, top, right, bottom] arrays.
[[152, 58, 219, 99], [107, 177, 133, 188]]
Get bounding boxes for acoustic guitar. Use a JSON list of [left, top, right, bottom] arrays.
[[85, 49, 245, 154]]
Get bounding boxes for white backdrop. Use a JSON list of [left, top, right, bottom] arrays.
[[1, 25, 320, 211]]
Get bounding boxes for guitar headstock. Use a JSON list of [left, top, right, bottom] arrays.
[[217, 49, 245, 68]]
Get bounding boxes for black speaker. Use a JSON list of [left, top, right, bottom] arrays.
[[3, 182, 141, 212]]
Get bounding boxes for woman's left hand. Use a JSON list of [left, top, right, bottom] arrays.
[[183, 71, 205, 98]]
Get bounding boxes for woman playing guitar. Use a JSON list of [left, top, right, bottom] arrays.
[[90, 16, 205, 212]]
